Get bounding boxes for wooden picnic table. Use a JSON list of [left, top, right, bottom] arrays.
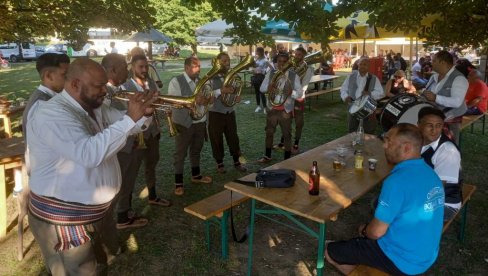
[[0, 137, 25, 238], [225, 134, 391, 276], [0, 105, 25, 138]]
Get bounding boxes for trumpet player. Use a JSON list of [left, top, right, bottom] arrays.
[[208, 52, 247, 174], [258, 53, 302, 162], [116, 55, 170, 229], [168, 57, 213, 196]]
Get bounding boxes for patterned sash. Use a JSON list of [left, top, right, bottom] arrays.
[[29, 192, 111, 251]]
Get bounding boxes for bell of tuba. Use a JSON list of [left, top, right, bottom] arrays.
[[293, 50, 327, 79], [190, 57, 226, 119], [268, 61, 294, 107], [221, 54, 256, 107]]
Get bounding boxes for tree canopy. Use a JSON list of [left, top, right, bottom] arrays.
[[150, 0, 219, 51], [0, 0, 156, 49]]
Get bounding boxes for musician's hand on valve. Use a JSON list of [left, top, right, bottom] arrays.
[[345, 96, 353, 104], [221, 85, 234, 94], [423, 91, 437, 102]]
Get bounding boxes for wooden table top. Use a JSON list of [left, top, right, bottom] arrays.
[[0, 105, 26, 116], [225, 134, 392, 224], [0, 137, 24, 165], [308, 75, 339, 84]]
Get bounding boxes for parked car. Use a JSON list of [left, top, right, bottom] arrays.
[[45, 44, 67, 54], [0, 42, 36, 62], [35, 46, 46, 57]]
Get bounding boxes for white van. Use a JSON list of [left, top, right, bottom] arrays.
[[0, 42, 36, 62]]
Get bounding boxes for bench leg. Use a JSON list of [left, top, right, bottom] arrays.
[[205, 220, 211, 252], [316, 223, 326, 276], [221, 210, 229, 260], [483, 115, 486, 135], [247, 199, 256, 276], [459, 201, 469, 243]]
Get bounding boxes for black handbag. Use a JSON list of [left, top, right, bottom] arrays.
[[233, 169, 296, 188]]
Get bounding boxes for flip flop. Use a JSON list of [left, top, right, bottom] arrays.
[[191, 175, 213, 184], [116, 217, 148, 230], [175, 185, 184, 196], [148, 197, 171, 207]]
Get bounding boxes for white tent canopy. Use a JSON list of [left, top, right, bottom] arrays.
[[195, 20, 235, 45]]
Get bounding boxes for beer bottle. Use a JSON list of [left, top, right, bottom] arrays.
[[309, 161, 320, 195]]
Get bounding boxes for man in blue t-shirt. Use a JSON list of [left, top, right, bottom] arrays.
[[325, 123, 444, 275]]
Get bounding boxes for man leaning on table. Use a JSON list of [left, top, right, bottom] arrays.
[[325, 123, 444, 275]]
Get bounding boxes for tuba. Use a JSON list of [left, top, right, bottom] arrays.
[[221, 54, 256, 107], [268, 62, 294, 107], [293, 50, 327, 79], [190, 57, 226, 119]]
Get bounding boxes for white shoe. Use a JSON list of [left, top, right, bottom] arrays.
[[254, 106, 262, 113], [263, 108, 267, 114]]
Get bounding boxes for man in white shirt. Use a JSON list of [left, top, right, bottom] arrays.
[[340, 57, 384, 134], [423, 50, 468, 145], [258, 53, 303, 162], [26, 58, 155, 275], [168, 57, 213, 196], [418, 106, 462, 221], [411, 57, 428, 88]]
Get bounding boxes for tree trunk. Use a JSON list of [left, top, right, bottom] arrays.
[[191, 43, 198, 56]]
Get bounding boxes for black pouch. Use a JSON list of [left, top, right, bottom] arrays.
[[233, 169, 296, 188]]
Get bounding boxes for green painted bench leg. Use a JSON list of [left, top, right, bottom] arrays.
[[460, 201, 469, 243], [221, 211, 229, 260], [205, 220, 211, 252], [316, 223, 327, 276], [247, 199, 256, 276]]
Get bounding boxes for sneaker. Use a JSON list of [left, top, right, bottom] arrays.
[[148, 197, 171, 207], [257, 156, 272, 163], [216, 163, 226, 174], [263, 108, 267, 114], [191, 175, 213, 184], [254, 106, 262, 113]]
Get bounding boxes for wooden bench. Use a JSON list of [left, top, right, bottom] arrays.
[[305, 87, 341, 110], [348, 184, 477, 276], [184, 190, 249, 259], [460, 113, 486, 134]]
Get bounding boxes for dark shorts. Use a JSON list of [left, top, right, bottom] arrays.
[[327, 238, 409, 276]]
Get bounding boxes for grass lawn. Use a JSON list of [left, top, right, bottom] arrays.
[[0, 61, 487, 275]]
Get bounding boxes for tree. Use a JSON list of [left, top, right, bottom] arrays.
[[0, 0, 156, 49], [150, 0, 219, 53], [336, 0, 488, 49], [185, 0, 339, 49]]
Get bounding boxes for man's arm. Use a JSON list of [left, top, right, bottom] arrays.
[[370, 76, 385, 100], [299, 67, 314, 97], [260, 71, 271, 93], [291, 72, 303, 100], [467, 96, 482, 108], [361, 218, 389, 240], [340, 75, 352, 103]]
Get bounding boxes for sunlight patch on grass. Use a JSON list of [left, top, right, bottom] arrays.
[[267, 234, 283, 248], [126, 234, 139, 253]]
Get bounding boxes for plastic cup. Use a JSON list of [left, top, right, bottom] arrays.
[[368, 158, 378, 171], [333, 159, 342, 171]]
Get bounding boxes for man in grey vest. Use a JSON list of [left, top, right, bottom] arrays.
[[117, 55, 170, 228], [208, 52, 247, 174], [23, 53, 70, 142], [167, 56, 213, 196], [423, 50, 468, 145], [258, 53, 302, 162], [340, 57, 384, 134]]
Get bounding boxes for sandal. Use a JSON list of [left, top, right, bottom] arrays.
[[191, 175, 212, 184], [174, 184, 184, 196], [148, 197, 171, 207], [257, 156, 272, 163], [116, 217, 148, 230]]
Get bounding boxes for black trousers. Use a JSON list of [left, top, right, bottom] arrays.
[[208, 111, 241, 163]]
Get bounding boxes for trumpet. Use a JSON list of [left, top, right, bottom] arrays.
[[113, 91, 196, 137], [221, 54, 256, 107]]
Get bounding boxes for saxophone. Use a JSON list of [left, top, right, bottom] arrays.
[[221, 54, 256, 107]]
